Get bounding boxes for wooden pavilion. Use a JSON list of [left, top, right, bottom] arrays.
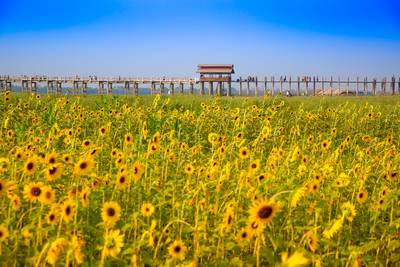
[[197, 64, 234, 96]]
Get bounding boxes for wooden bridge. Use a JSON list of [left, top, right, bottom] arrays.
[[0, 75, 399, 96]]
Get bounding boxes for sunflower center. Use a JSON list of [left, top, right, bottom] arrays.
[[107, 208, 116, 217], [241, 232, 247, 238], [359, 193, 364, 198], [49, 167, 57, 175], [119, 176, 125, 183], [174, 245, 181, 253], [49, 158, 55, 164], [31, 187, 41, 197], [49, 214, 55, 221], [258, 206, 273, 219], [27, 162, 34, 170], [80, 162, 87, 170], [65, 206, 71, 215], [0, 231, 3, 237], [46, 191, 52, 199]]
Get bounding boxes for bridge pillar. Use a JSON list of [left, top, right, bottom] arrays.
[[208, 82, 213, 95], [5, 81, 12, 92], [264, 77, 267, 96], [72, 81, 77, 95], [169, 83, 174, 95], [305, 78, 309, 96], [57, 81, 62, 95], [391, 76, 395, 96], [271, 76, 275, 96], [217, 81, 222, 95], [47, 81, 54, 94], [398, 77, 400, 95], [124, 81, 129, 95], [255, 77, 258, 96], [189, 82, 194, 94], [297, 76, 300, 96], [150, 82, 155, 95], [312, 77, 315, 96], [246, 79, 250, 96], [179, 82, 184, 94], [160, 83, 164, 95], [239, 77, 242, 96], [83, 82, 87, 94], [134, 82, 139, 96], [107, 82, 113, 95], [200, 82, 205, 95], [227, 81, 231, 96], [31, 81, 37, 93]]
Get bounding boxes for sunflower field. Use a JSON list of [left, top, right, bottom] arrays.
[[0, 92, 400, 266]]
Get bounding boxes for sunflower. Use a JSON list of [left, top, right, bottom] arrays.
[[248, 198, 279, 226], [132, 162, 145, 183], [0, 225, 9, 243], [62, 154, 72, 164], [304, 231, 318, 253], [82, 139, 91, 149], [236, 228, 252, 244], [331, 127, 337, 136], [23, 182, 44, 202], [46, 152, 58, 165], [102, 201, 121, 228], [62, 200, 75, 223], [115, 172, 130, 189], [46, 208, 60, 225], [306, 136, 313, 145], [74, 157, 95, 176], [308, 181, 320, 193], [238, 147, 250, 159], [184, 163, 195, 175], [124, 133, 134, 147], [45, 163, 64, 181], [99, 125, 108, 136], [222, 209, 234, 230], [141, 203, 155, 217], [0, 179, 8, 196], [281, 251, 310, 267], [321, 140, 331, 151], [23, 158, 37, 176], [103, 229, 124, 258], [247, 219, 265, 236], [0, 158, 10, 174], [40, 186, 56, 205], [11, 195, 21, 210], [378, 198, 385, 209], [381, 187, 389, 197], [46, 238, 68, 265], [248, 159, 260, 173], [80, 187, 90, 207], [168, 240, 187, 261], [152, 132, 161, 144], [357, 190, 368, 204]]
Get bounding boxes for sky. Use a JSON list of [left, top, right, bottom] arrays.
[[0, 0, 399, 78]]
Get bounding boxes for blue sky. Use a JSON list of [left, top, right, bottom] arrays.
[[0, 0, 399, 78]]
